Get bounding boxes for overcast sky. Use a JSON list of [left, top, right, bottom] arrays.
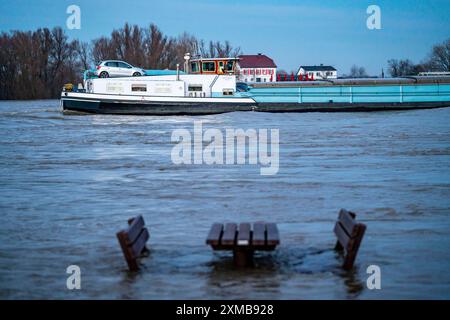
[[1, 0, 449, 75]]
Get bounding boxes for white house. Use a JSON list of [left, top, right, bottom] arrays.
[[297, 65, 337, 80], [237, 54, 277, 83]]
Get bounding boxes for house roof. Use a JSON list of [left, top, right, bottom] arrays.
[[300, 65, 336, 72], [238, 54, 277, 68]]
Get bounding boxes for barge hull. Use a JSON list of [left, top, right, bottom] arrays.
[[255, 101, 450, 113], [62, 96, 449, 115], [62, 99, 450, 115], [61, 95, 255, 115]]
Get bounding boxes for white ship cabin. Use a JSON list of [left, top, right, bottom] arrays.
[[84, 74, 238, 98], [188, 57, 239, 75]]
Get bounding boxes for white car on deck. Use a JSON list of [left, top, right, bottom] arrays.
[[95, 60, 145, 78]]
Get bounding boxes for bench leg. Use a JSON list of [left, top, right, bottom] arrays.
[[233, 249, 254, 267], [334, 241, 344, 251]]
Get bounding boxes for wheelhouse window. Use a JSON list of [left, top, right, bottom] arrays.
[[131, 84, 147, 92], [218, 61, 225, 73], [202, 62, 215, 72], [225, 60, 235, 72], [191, 62, 199, 73]]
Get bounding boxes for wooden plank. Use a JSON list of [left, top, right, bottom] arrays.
[[252, 223, 266, 246], [343, 223, 367, 270], [126, 215, 145, 245], [266, 223, 280, 246], [237, 223, 251, 246], [338, 209, 356, 235], [130, 228, 149, 258], [334, 221, 351, 251], [221, 223, 237, 246], [206, 223, 223, 245], [116, 231, 139, 271]]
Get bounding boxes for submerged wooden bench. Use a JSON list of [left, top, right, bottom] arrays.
[[334, 209, 367, 270], [116, 215, 150, 271], [206, 222, 280, 267]]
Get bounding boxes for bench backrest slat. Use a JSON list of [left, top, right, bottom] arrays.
[[221, 223, 237, 246], [252, 223, 266, 246], [117, 215, 150, 272], [266, 223, 280, 245], [338, 209, 357, 236], [126, 215, 145, 245], [238, 223, 251, 246], [117, 230, 139, 270], [334, 221, 351, 250], [130, 228, 149, 258], [333, 209, 367, 270], [206, 223, 223, 245]]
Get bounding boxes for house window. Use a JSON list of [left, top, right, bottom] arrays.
[[202, 62, 215, 72], [131, 84, 147, 92]]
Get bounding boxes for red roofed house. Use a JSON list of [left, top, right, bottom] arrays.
[[237, 53, 277, 83]]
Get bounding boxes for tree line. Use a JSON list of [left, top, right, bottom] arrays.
[[387, 38, 450, 77], [0, 23, 241, 100], [1, 23, 448, 99], [346, 38, 450, 78]]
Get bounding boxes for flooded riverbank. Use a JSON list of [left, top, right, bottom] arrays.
[[0, 100, 449, 299]]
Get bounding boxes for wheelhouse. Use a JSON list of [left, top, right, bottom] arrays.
[[189, 58, 239, 75]]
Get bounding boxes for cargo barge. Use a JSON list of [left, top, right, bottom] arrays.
[[61, 56, 450, 115]]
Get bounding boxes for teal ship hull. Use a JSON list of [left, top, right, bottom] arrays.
[[237, 76, 450, 112]]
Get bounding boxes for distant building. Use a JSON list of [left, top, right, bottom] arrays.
[[297, 65, 337, 80], [237, 54, 277, 83]]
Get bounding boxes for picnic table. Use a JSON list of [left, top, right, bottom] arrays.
[[206, 222, 280, 267]]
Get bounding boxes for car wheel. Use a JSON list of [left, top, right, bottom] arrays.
[[133, 72, 142, 77], [99, 71, 109, 78]]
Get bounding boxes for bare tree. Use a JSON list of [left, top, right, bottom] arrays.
[[92, 37, 113, 64], [1, 22, 243, 99], [349, 65, 368, 78], [427, 38, 450, 71], [387, 59, 416, 77], [74, 41, 91, 70]]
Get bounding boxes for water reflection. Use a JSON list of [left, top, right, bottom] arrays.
[[206, 253, 282, 299]]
